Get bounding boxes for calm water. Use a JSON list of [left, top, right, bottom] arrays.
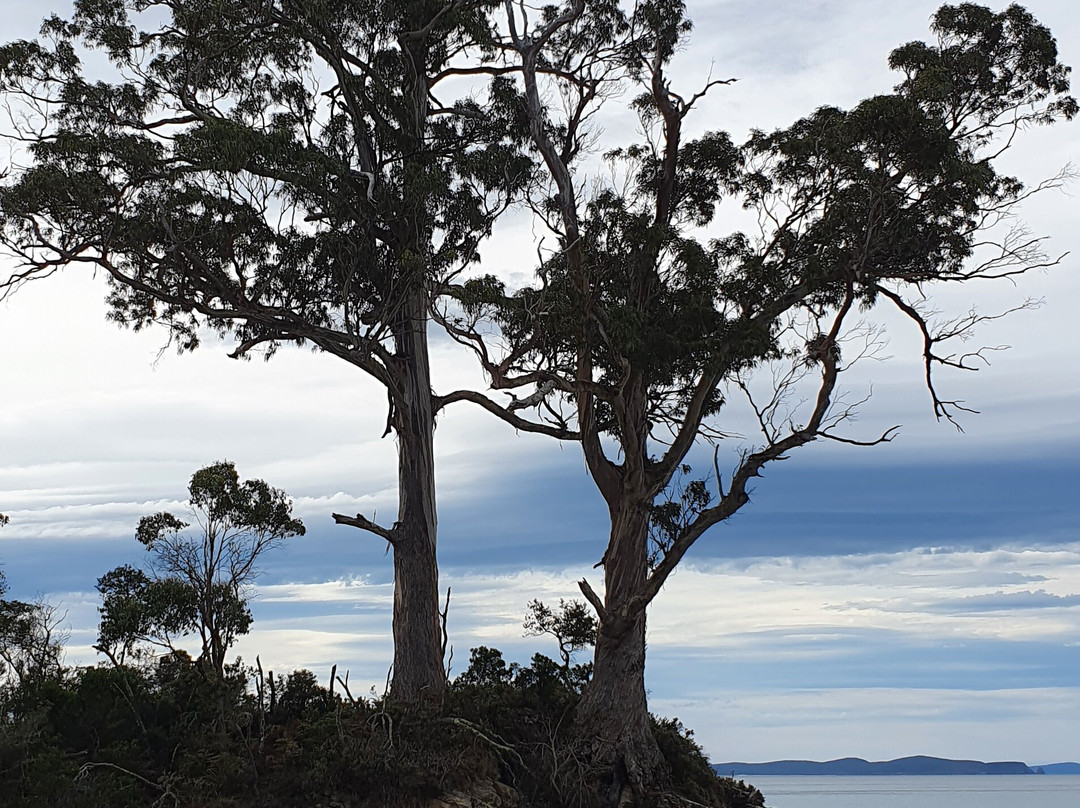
[[750, 775, 1078, 808]]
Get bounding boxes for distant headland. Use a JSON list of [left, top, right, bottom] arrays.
[[713, 756, 1080, 776]]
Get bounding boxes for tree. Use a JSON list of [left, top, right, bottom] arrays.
[[450, 1, 1075, 800], [523, 598, 596, 686], [0, 0, 567, 699], [97, 461, 303, 679], [0, 572, 67, 689]]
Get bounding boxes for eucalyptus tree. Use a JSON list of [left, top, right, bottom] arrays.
[[449, 1, 1075, 798], [0, 0, 564, 698], [97, 461, 304, 679], [0, 571, 67, 689]]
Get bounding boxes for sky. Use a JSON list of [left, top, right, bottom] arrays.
[[1, 0, 1079, 767]]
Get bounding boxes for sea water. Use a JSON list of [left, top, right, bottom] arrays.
[[749, 775, 1078, 808]]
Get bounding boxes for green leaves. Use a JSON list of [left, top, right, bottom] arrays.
[[186, 460, 305, 538], [135, 513, 189, 548], [647, 470, 713, 569], [1, 0, 534, 364], [735, 4, 1076, 314], [98, 462, 301, 675], [96, 564, 200, 656], [890, 3, 1077, 133], [523, 598, 597, 670]]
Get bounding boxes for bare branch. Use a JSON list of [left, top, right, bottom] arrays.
[[636, 285, 859, 613], [332, 512, 396, 544], [435, 389, 578, 439], [872, 284, 1037, 429], [577, 577, 608, 623]]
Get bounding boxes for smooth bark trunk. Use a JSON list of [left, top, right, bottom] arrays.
[[384, 26, 444, 701]]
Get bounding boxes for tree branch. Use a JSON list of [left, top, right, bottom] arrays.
[[434, 389, 578, 439], [331, 513, 396, 543], [577, 577, 608, 623]]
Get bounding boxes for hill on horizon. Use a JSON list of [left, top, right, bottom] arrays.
[[712, 755, 1080, 776]]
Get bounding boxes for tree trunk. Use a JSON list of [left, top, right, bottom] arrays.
[[389, 285, 445, 700], [578, 500, 667, 804], [391, 519, 443, 699], [380, 25, 445, 702]]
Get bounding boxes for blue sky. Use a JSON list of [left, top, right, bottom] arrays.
[[1, 0, 1079, 766]]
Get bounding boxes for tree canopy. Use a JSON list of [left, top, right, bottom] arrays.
[[96, 461, 303, 677], [0, 0, 567, 700], [441, 0, 1075, 796]]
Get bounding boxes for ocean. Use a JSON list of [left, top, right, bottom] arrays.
[[750, 775, 1078, 808]]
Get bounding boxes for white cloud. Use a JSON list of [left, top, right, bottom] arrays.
[[44, 544, 1080, 702], [657, 686, 1080, 764], [37, 545, 1080, 763]]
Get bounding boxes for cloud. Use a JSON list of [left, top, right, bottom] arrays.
[[655, 686, 1080, 764], [848, 589, 1080, 615], [39, 543, 1080, 691]]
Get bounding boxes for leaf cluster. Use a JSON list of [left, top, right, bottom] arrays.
[[1, 0, 534, 362], [484, 2, 1074, 451], [97, 461, 301, 675]]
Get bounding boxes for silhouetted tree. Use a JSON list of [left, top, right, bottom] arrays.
[[448, 2, 1076, 799], [97, 461, 303, 678], [0, 0, 567, 700], [0, 572, 67, 688], [523, 598, 596, 685]]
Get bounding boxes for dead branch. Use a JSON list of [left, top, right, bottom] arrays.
[[331, 512, 396, 543], [577, 577, 608, 622], [440, 586, 452, 680], [75, 762, 177, 805]]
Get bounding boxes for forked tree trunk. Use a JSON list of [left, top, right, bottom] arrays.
[[578, 500, 667, 804], [389, 285, 445, 700]]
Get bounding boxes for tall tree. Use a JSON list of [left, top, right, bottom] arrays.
[[97, 461, 304, 679], [0, 0, 564, 698], [450, 1, 1075, 800]]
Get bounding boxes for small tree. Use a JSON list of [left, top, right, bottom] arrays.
[[523, 598, 597, 686], [0, 572, 67, 688], [97, 461, 303, 678]]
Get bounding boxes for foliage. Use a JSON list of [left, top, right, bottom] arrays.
[[96, 461, 302, 677], [0, 0, 528, 351], [0, 637, 759, 808], [0, 572, 755, 808], [2, 1, 1073, 803], [0, 0, 568, 701], [523, 598, 597, 687], [0, 573, 67, 689], [652, 717, 765, 808]]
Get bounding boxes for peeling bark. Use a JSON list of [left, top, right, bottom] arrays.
[[387, 284, 445, 699]]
